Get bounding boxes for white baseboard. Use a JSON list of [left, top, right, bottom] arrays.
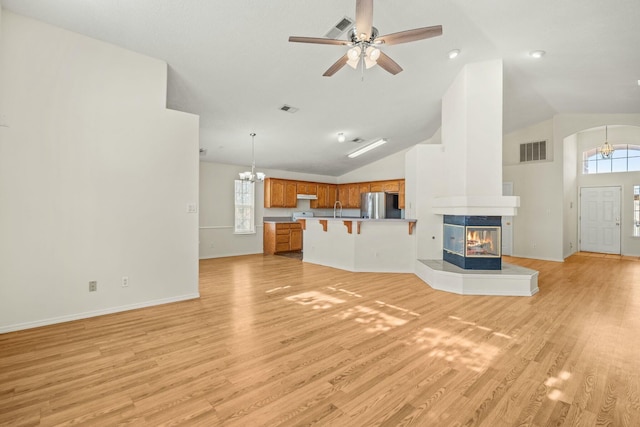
[[509, 253, 565, 263], [0, 293, 200, 334]]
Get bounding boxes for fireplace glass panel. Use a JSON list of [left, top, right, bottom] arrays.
[[465, 226, 501, 258], [443, 224, 465, 256]]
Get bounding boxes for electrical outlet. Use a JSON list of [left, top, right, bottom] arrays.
[[89, 281, 97, 292], [122, 276, 129, 287]]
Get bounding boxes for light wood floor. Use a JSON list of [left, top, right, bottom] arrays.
[[1, 253, 639, 426]]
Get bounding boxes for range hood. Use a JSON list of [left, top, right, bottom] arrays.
[[296, 194, 318, 200]]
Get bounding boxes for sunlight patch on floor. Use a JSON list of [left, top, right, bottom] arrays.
[[544, 370, 571, 401], [375, 301, 421, 317], [334, 305, 407, 333], [326, 286, 363, 298], [285, 291, 346, 310], [265, 285, 291, 294], [407, 327, 501, 372]]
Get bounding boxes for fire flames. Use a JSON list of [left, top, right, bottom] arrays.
[[466, 230, 495, 255]]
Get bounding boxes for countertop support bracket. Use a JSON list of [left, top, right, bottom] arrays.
[[343, 221, 352, 234]]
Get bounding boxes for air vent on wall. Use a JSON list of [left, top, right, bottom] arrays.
[[279, 104, 299, 113], [325, 16, 354, 39], [199, 148, 207, 156], [519, 140, 547, 162]]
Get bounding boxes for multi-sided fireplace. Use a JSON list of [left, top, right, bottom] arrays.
[[443, 215, 502, 270]]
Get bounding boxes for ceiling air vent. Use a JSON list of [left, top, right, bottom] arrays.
[[325, 16, 354, 39], [519, 140, 547, 162], [279, 104, 299, 113], [351, 137, 364, 143]]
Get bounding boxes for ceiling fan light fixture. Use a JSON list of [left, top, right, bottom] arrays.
[[366, 46, 380, 61], [348, 138, 388, 158], [347, 46, 361, 61], [364, 56, 377, 69]]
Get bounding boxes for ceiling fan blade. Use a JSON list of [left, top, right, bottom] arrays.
[[377, 52, 403, 75], [323, 54, 349, 77], [355, 0, 373, 41], [376, 25, 443, 46], [288, 36, 349, 46]]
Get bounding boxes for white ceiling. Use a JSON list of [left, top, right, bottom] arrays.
[[2, 0, 639, 176]]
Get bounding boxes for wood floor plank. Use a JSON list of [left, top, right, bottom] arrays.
[[1, 253, 640, 425]]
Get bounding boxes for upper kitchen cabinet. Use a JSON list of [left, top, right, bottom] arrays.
[[369, 180, 400, 193], [296, 182, 317, 196], [264, 178, 297, 208], [338, 183, 363, 208], [311, 183, 337, 209]]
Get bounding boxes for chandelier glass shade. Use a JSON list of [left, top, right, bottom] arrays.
[[239, 133, 265, 182], [599, 125, 615, 159]]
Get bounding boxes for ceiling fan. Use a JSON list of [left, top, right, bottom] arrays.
[[288, 0, 442, 76]]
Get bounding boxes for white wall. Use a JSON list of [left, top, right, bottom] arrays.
[[562, 133, 578, 258], [337, 148, 408, 183], [503, 119, 562, 260], [0, 11, 199, 332], [405, 144, 447, 260], [441, 59, 504, 198]]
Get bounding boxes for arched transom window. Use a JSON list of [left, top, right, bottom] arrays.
[[582, 144, 640, 174]]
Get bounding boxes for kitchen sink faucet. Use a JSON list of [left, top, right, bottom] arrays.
[[333, 201, 343, 218]]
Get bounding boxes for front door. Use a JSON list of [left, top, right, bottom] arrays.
[[580, 186, 621, 254]]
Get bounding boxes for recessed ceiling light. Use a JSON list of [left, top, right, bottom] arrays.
[[637, 79, 640, 86], [337, 132, 345, 143], [348, 138, 388, 158], [448, 49, 460, 59], [529, 50, 546, 59]]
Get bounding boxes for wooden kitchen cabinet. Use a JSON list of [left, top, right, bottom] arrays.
[[263, 222, 303, 254], [296, 182, 317, 196], [338, 183, 360, 208], [311, 183, 337, 209], [264, 178, 297, 208], [370, 180, 400, 192], [348, 184, 361, 208], [265, 177, 405, 211]]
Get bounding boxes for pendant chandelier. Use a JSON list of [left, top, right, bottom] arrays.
[[239, 133, 265, 182], [600, 125, 615, 159]]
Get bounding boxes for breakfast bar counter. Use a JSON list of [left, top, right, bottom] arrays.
[[300, 217, 417, 273]]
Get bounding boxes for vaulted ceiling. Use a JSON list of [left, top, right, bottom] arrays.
[[2, 0, 639, 175]]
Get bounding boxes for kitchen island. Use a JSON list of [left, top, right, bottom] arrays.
[[299, 217, 417, 273]]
